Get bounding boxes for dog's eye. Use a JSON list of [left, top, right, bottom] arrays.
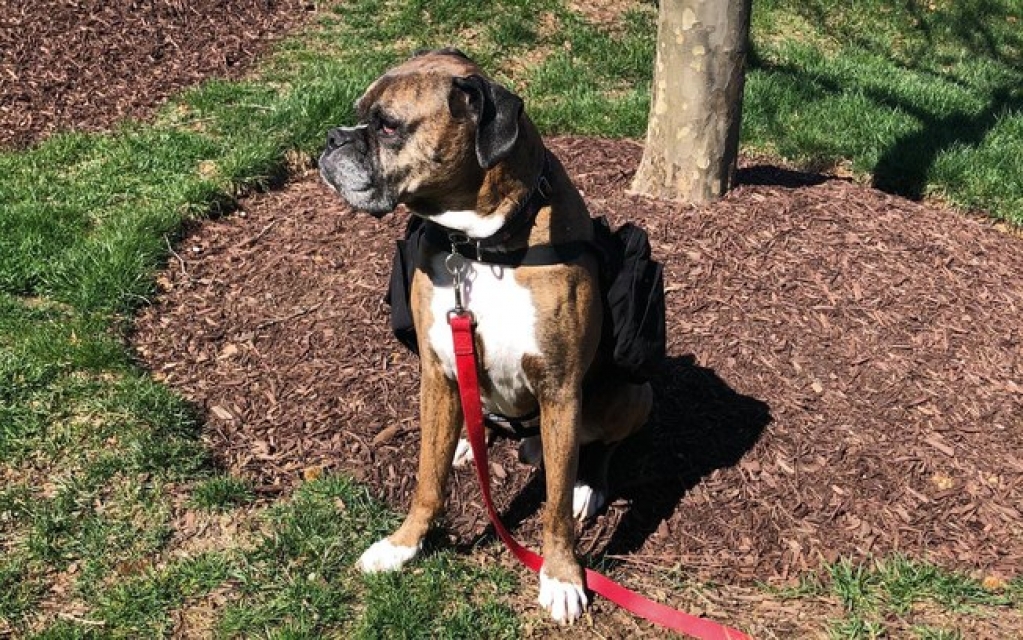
[[377, 117, 400, 138]]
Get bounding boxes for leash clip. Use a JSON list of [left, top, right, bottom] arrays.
[[445, 236, 473, 322], [447, 231, 481, 261], [446, 307, 474, 325], [448, 231, 469, 248]]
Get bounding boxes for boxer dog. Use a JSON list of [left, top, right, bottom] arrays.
[[319, 48, 652, 624]]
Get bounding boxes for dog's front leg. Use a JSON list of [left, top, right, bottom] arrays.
[[357, 359, 462, 573], [536, 390, 588, 624]]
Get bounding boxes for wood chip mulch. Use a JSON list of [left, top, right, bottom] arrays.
[[132, 137, 1023, 589], [0, 0, 315, 149]]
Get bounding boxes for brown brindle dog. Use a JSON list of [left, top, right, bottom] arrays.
[[319, 48, 652, 624]]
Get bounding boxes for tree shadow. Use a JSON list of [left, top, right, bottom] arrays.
[[464, 355, 770, 560], [746, 4, 1023, 202], [795, 0, 1021, 73], [871, 86, 1022, 199], [736, 164, 831, 188]]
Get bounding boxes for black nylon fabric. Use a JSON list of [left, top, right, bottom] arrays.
[[384, 215, 425, 355], [383, 216, 665, 380], [597, 219, 666, 381]]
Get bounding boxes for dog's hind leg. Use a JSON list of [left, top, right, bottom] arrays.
[[452, 428, 497, 469], [517, 435, 543, 466], [582, 379, 653, 445], [572, 379, 653, 519], [572, 440, 618, 520], [452, 437, 475, 468]]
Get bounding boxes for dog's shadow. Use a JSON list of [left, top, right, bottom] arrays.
[[483, 354, 771, 559]]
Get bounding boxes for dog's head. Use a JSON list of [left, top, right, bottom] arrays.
[[318, 48, 526, 218]]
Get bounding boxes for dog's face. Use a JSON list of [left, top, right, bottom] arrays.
[[319, 49, 524, 217]]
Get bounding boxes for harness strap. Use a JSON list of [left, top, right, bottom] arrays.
[[423, 222, 592, 267], [485, 409, 541, 440], [448, 311, 752, 639], [473, 150, 552, 250]]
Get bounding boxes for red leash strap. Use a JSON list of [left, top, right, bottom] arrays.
[[450, 310, 544, 572], [449, 312, 752, 639]]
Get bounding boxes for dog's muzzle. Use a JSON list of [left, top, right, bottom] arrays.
[[319, 125, 394, 218]]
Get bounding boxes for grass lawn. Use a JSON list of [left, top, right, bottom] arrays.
[[747, 0, 1023, 224], [1, 0, 1021, 637]]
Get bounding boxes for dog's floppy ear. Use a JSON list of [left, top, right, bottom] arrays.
[[451, 74, 523, 170]]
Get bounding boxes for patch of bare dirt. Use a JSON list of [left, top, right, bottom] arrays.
[[568, 0, 652, 32], [170, 583, 238, 640]]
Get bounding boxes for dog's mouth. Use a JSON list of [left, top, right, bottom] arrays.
[[317, 149, 401, 218], [341, 184, 398, 218]]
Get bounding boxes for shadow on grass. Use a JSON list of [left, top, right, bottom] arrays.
[[870, 86, 1023, 199], [747, 1, 1023, 204], [797, 0, 1022, 72]]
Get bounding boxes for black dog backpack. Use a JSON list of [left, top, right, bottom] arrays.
[[384, 216, 665, 382]]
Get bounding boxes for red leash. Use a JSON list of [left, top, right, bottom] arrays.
[[449, 311, 752, 639]]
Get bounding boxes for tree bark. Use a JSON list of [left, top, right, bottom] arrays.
[[630, 0, 752, 203]]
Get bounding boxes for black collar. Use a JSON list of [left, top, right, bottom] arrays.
[[424, 223, 591, 266], [423, 150, 593, 267]]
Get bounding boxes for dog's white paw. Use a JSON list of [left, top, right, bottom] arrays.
[[452, 438, 475, 468], [357, 538, 419, 573], [538, 569, 588, 624], [572, 482, 605, 520]]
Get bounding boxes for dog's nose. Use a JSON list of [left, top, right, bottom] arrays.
[[325, 127, 351, 151], [325, 127, 370, 154]]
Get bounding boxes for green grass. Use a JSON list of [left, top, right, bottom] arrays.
[[745, 0, 1023, 223], [3, 472, 517, 638], [1, 0, 1022, 636], [770, 556, 1020, 638], [190, 476, 257, 511], [217, 477, 517, 639]]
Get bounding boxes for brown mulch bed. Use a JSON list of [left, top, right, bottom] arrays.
[[133, 137, 1023, 595], [0, 0, 314, 149]]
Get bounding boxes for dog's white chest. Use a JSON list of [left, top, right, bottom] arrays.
[[426, 257, 539, 414]]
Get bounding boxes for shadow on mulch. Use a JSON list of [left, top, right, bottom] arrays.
[[737, 164, 831, 189], [603, 355, 772, 558], [470, 356, 770, 560]]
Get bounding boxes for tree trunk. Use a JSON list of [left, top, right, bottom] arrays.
[[630, 0, 752, 203]]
